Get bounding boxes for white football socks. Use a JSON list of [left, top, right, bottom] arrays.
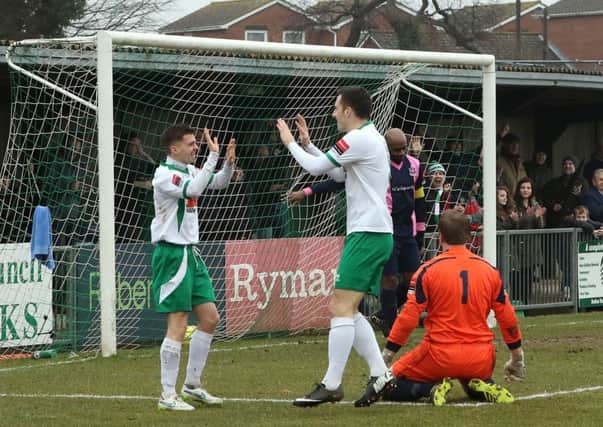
[[160, 337, 182, 398], [352, 312, 388, 377], [322, 317, 355, 390], [184, 329, 213, 388]]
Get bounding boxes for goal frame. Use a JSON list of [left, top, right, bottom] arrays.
[[6, 31, 496, 357]]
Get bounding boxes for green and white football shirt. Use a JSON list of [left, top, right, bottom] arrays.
[[150, 154, 233, 244]]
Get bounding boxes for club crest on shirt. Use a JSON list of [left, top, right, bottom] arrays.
[[186, 197, 197, 212], [333, 139, 349, 155], [172, 174, 182, 187]]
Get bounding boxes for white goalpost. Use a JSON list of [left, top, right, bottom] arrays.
[[1, 31, 496, 358]]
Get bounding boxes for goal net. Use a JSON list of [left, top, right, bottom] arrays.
[[0, 32, 494, 356]]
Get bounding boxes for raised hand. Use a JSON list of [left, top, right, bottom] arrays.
[[295, 114, 311, 147], [276, 119, 295, 146], [225, 138, 237, 165], [203, 127, 220, 153]]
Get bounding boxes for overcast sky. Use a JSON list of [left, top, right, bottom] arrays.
[[160, 0, 559, 28]]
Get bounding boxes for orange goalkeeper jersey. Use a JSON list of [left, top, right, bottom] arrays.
[[387, 245, 522, 351]]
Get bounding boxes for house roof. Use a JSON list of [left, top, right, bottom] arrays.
[[367, 26, 560, 62], [160, 0, 303, 33], [448, 1, 541, 32], [545, 0, 603, 17]]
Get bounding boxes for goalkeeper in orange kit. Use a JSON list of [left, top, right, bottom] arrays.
[[354, 210, 525, 407]]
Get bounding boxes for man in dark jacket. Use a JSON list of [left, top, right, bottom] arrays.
[[580, 168, 603, 222], [542, 155, 587, 228]]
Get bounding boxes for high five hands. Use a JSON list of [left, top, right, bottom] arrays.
[[276, 114, 310, 147], [203, 127, 237, 165]]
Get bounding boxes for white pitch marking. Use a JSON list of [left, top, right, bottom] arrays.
[[0, 356, 97, 373], [0, 385, 601, 406], [523, 319, 603, 328]]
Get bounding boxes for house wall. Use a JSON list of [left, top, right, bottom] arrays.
[[171, 3, 333, 45], [169, 2, 404, 48], [498, 13, 603, 62], [497, 10, 543, 33], [544, 15, 603, 61]]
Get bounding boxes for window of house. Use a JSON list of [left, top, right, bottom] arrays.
[[282, 31, 305, 44], [245, 30, 268, 42]]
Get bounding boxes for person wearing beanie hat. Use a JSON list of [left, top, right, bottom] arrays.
[[427, 161, 446, 175], [424, 161, 459, 258], [496, 132, 527, 194], [562, 155, 578, 167], [542, 156, 586, 228], [540, 156, 588, 293]]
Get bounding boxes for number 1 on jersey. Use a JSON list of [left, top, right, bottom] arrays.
[[460, 270, 469, 304]]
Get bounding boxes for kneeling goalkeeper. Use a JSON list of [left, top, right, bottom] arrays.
[[356, 210, 525, 407]]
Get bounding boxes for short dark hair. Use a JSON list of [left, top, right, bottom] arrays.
[[160, 124, 195, 151], [438, 210, 470, 245], [337, 86, 372, 119]]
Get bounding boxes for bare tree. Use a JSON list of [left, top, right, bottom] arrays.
[[419, 0, 481, 52], [304, 0, 397, 47], [66, 0, 174, 36], [301, 0, 510, 54]]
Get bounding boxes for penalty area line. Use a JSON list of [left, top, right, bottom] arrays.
[[0, 385, 601, 406]]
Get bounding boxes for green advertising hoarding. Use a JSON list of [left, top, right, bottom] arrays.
[[577, 241, 603, 308], [73, 242, 225, 347]]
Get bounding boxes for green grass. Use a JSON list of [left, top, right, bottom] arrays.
[[1, 312, 603, 426]]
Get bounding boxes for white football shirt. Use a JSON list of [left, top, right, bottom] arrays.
[[325, 121, 392, 234]]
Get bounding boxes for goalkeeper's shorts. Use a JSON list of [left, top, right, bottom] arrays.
[[152, 242, 216, 313], [392, 340, 496, 383]]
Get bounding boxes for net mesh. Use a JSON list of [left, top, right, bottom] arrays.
[[0, 39, 483, 354]]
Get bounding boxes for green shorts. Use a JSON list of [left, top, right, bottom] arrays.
[[336, 232, 394, 296], [152, 242, 216, 313]]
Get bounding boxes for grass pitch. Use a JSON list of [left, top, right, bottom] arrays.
[[1, 312, 602, 426]]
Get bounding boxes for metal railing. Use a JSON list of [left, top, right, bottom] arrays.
[[496, 228, 579, 311], [425, 228, 582, 311]]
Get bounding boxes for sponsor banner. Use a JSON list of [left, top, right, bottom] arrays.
[[76, 242, 225, 345], [577, 241, 603, 308], [0, 243, 53, 348], [224, 237, 343, 336]]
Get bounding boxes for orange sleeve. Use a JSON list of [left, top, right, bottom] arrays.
[[385, 267, 428, 352], [492, 271, 523, 349]]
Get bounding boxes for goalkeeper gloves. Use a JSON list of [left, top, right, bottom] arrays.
[[504, 349, 525, 381]]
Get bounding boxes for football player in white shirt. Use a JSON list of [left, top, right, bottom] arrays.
[[151, 124, 236, 411], [276, 87, 394, 407]]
